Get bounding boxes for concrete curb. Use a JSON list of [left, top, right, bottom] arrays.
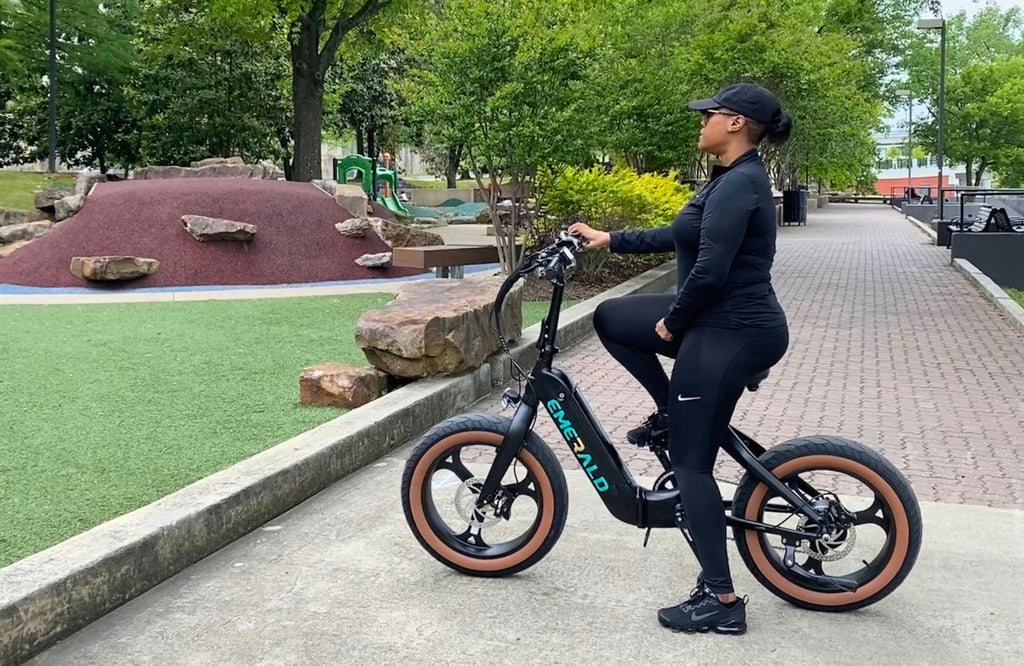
[[906, 213, 938, 241], [952, 258, 1024, 335], [0, 260, 676, 666]]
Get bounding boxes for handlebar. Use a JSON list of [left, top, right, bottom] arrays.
[[490, 231, 584, 344]]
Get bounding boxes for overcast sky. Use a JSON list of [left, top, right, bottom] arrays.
[[937, 0, 1022, 16]]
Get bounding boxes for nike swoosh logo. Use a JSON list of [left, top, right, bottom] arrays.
[[691, 611, 717, 621], [677, 395, 701, 402]]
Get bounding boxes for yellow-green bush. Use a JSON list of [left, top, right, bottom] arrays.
[[532, 165, 693, 278], [535, 165, 692, 233]]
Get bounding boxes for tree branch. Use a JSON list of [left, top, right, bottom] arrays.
[[318, 0, 390, 76]]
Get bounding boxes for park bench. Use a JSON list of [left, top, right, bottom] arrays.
[[392, 244, 502, 278], [946, 205, 1024, 247]]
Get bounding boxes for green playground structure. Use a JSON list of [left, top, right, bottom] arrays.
[[334, 154, 409, 215]]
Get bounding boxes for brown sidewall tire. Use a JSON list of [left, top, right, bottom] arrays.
[[733, 437, 922, 612], [401, 413, 568, 577]]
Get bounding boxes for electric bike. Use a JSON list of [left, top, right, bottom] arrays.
[[400, 233, 922, 611]]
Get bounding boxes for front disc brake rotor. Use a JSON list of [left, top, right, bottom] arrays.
[[454, 477, 504, 527]]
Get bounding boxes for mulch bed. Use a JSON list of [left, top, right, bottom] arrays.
[[0, 179, 424, 289]]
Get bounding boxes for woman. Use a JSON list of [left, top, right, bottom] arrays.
[[568, 82, 792, 635]]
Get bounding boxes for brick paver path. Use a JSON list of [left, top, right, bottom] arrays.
[[472, 204, 1024, 509]]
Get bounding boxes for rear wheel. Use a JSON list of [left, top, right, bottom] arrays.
[[401, 412, 568, 577], [732, 435, 922, 612]]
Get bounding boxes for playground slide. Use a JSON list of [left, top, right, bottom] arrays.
[[378, 191, 408, 215], [334, 153, 410, 216]]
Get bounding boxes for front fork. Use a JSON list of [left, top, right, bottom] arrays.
[[474, 393, 536, 512]]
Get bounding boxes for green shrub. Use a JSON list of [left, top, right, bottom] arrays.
[[532, 165, 692, 277]]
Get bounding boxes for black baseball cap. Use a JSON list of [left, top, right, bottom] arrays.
[[688, 83, 781, 125]]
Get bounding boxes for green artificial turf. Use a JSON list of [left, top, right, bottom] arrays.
[[0, 171, 75, 211], [0, 294, 575, 567]]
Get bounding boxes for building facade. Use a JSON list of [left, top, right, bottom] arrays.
[[872, 129, 992, 198]]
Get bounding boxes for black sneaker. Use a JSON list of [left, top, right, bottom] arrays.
[[627, 409, 669, 447], [657, 589, 748, 635]]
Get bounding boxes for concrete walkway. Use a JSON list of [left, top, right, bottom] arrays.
[[26, 205, 1024, 664], [29, 464, 1024, 665]]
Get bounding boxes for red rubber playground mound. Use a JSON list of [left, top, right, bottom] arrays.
[[0, 179, 425, 289]]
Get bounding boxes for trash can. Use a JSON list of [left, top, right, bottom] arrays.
[[782, 189, 807, 225]]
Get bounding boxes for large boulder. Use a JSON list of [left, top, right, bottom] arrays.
[[70, 256, 160, 281], [355, 276, 523, 378], [190, 156, 245, 168], [299, 363, 390, 408], [54, 194, 85, 222], [311, 179, 338, 197], [0, 209, 29, 227], [74, 171, 109, 196], [0, 220, 53, 244], [335, 218, 371, 237], [132, 162, 279, 180], [34, 187, 73, 212], [181, 215, 256, 242], [369, 217, 445, 248], [355, 252, 391, 268], [334, 184, 370, 219]]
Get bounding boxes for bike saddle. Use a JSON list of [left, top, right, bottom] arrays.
[[746, 369, 769, 392]]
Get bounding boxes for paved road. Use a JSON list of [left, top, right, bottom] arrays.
[[478, 204, 1024, 509], [28, 205, 1024, 664]]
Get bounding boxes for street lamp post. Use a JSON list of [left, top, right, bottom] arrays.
[[896, 89, 912, 203], [917, 17, 946, 236]]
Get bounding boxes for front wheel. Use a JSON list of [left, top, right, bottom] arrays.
[[401, 412, 569, 577], [732, 435, 923, 612]]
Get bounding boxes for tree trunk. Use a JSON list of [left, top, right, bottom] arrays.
[[975, 162, 988, 187], [445, 145, 462, 188], [355, 125, 365, 155], [291, 22, 325, 182], [965, 158, 973, 188]]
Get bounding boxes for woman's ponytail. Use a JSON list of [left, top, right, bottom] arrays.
[[765, 111, 793, 145]]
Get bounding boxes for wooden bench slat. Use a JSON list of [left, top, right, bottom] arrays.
[[392, 245, 501, 269]]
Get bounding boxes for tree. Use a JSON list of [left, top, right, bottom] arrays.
[[903, 7, 1024, 187], [404, 0, 599, 272], [0, 0, 137, 170], [670, 0, 885, 189], [214, 0, 403, 181], [331, 45, 405, 185], [130, 1, 292, 170]]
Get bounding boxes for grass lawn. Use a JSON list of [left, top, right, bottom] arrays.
[[0, 294, 575, 567], [1007, 288, 1024, 308], [403, 178, 477, 190], [0, 171, 75, 210]]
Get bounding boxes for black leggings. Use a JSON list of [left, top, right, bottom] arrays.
[[593, 294, 789, 594]]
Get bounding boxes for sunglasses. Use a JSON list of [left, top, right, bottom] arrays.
[[701, 109, 741, 125]]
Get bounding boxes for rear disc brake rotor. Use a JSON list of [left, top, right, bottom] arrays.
[[797, 516, 857, 561]]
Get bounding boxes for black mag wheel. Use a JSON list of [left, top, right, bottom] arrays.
[[732, 435, 923, 612], [401, 413, 568, 577]]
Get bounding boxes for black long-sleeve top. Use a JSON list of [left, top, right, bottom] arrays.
[[609, 149, 786, 335]]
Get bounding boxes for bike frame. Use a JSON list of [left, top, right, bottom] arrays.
[[476, 272, 826, 543]]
